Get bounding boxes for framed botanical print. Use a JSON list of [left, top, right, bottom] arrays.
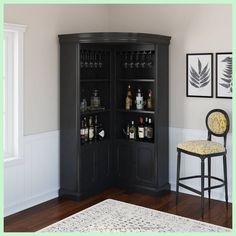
[[216, 52, 232, 99], [186, 53, 213, 98]]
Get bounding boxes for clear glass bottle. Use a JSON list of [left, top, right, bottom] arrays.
[[129, 121, 136, 140], [84, 117, 88, 143], [146, 89, 153, 110], [94, 115, 98, 141], [88, 116, 94, 142], [125, 85, 132, 110], [90, 89, 101, 108], [80, 119, 85, 144], [144, 117, 148, 139], [147, 118, 154, 141]]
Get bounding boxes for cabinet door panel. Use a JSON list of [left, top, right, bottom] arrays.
[[116, 143, 133, 182], [135, 145, 155, 185], [96, 143, 110, 181], [80, 147, 95, 192]]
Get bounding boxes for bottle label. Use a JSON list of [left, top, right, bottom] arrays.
[[147, 128, 153, 139], [125, 97, 131, 110], [129, 131, 135, 139], [138, 127, 144, 138], [80, 128, 85, 136], [84, 128, 88, 136], [89, 128, 94, 139]]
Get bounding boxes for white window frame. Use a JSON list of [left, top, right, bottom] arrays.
[[4, 23, 26, 164]]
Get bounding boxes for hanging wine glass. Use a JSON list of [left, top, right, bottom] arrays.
[[140, 51, 146, 68], [94, 51, 98, 69], [123, 52, 128, 69], [98, 51, 103, 68], [134, 51, 140, 69], [84, 50, 88, 68], [147, 50, 153, 69], [80, 50, 84, 68], [89, 51, 94, 68], [128, 51, 134, 69]]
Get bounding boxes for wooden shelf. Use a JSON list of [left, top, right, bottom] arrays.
[[80, 79, 110, 82], [118, 79, 155, 82], [81, 139, 110, 147], [117, 109, 155, 114], [81, 109, 110, 115], [117, 138, 154, 145]]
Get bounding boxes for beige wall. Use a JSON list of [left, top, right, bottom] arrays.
[[108, 4, 232, 130], [4, 4, 109, 135], [4, 4, 232, 134]]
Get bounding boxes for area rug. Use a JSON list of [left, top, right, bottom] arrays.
[[39, 199, 231, 232]]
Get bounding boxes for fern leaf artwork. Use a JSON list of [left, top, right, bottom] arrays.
[[189, 58, 210, 88], [219, 56, 232, 93]]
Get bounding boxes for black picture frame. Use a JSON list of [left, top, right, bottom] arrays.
[[186, 53, 213, 98], [216, 52, 232, 99]]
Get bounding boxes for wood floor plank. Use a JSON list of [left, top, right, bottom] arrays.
[[4, 188, 232, 232]]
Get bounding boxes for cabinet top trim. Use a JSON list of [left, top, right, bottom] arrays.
[[58, 32, 171, 44]]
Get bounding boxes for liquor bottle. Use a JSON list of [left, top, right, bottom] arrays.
[[135, 89, 145, 110], [144, 117, 148, 140], [88, 116, 94, 142], [125, 85, 132, 110], [147, 118, 154, 141], [84, 117, 89, 142], [129, 121, 136, 140], [146, 89, 153, 110], [80, 119, 85, 144], [126, 124, 130, 139], [94, 115, 98, 141], [138, 117, 145, 140]]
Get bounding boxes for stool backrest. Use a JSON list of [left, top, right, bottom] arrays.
[[206, 109, 230, 147]]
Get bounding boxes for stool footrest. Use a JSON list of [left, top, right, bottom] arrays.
[[178, 174, 225, 196], [178, 183, 201, 195], [179, 175, 224, 183]]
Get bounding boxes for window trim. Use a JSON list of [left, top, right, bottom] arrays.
[[4, 23, 26, 165]]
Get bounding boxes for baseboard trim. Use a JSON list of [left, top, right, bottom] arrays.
[[4, 189, 59, 217]]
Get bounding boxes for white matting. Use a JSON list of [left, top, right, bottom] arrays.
[[39, 199, 231, 232]]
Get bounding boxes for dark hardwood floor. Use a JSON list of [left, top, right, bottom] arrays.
[[4, 188, 232, 232]]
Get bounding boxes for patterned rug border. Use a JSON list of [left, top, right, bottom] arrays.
[[38, 199, 231, 232]]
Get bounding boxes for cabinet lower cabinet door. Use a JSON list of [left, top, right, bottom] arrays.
[[80, 141, 111, 195], [80, 147, 96, 193], [135, 144, 156, 186], [116, 143, 134, 184], [96, 142, 111, 188]]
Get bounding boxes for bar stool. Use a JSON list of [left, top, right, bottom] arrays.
[[176, 109, 230, 218]]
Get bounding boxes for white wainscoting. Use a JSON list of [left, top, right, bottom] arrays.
[[4, 130, 60, 217], [4, 128, 232, 216], [169, 127, 232, 203]]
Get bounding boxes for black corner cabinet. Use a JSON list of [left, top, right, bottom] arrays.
[[59, 32, 171, 200]]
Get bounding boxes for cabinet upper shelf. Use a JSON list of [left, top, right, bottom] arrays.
[[58, 32, 171, 44], [117, 109, 155, 114], [118, 79, 155, 82]]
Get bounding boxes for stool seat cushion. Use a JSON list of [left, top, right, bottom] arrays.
[[177, 140, 225, 155]]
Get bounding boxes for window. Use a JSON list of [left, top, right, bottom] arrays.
[[3, 23, 26, 161]]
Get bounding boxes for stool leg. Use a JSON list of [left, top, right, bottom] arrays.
[[223, 154, 228, 207], [176, 151, 181, 204], [208, 157, 211, 203], [201, 158, 205, 218]]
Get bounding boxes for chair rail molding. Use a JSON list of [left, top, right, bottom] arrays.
[[4, 127, 231, 216]]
